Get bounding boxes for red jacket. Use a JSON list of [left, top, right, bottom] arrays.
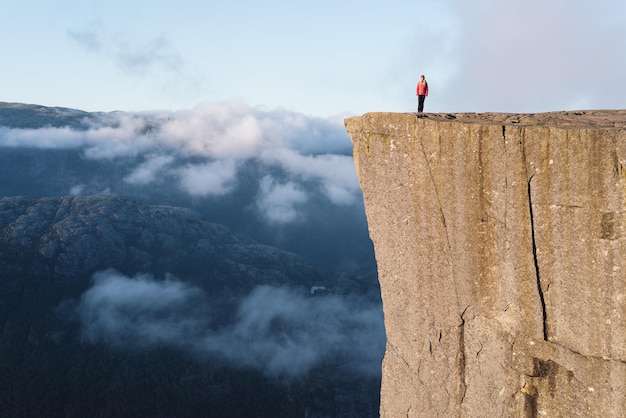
[[416, 81, 429, 96]]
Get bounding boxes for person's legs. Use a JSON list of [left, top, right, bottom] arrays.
[[418, 95, 425, 112]]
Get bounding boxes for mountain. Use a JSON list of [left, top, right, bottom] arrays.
[[0, 102, 383, 417], [0, 194, 382, 417], [0, 194, 316, 288], [0, 101, 376, 274], [0, 102, 105, 129]]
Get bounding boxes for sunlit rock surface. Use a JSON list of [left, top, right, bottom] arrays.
[[346, 110, 626, 417]]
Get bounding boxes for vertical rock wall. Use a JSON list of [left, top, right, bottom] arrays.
[[345, 111, 626, 417]]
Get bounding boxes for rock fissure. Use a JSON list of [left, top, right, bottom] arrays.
[[527, 173, 548, 342], [546, 339, 626, 365], [475, 342, 484, 359], [417, 130, 449, 234], [457, 307, 473, 408], [503, 126, 509, 234], [458, 313, 467, 405]]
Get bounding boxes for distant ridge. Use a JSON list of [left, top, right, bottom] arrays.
[[0, 102, 110, 129]]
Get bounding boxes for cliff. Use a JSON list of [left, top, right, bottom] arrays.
[[345, 111, 626, 417]]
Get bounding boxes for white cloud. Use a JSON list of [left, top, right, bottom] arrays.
[[124, 154, 174, 185], [430, 0, 626, 112], [157, 101, 264, 158], [0, 101, 361, 218], [0, 126, 86, 148], [206, 284, 383, 377], [260, 148, 360, 205], [77, 270, 206, 346], [82, 115, 157, 159], [0, 101, 350, 161], [256, 175, 308, 224], [176, 159, 238, 197], [75, 270, 385, 378]]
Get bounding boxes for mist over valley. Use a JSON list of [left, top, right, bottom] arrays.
[[0, 102, 383, 417]]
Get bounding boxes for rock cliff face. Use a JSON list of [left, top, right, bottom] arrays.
[[345, 111, 626, 417]]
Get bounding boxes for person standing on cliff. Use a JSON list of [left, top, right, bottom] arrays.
[[416, 74, 429, 114]]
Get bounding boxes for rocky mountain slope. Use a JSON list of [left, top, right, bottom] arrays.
[[0, 194, 315, 287], [0, 194, 382, 417]]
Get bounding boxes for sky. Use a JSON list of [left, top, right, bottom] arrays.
[[2, 0, 625, 116]]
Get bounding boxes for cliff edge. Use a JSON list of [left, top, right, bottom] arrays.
[[345, 111, 626, 417]]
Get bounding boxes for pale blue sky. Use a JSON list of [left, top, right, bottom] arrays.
[[2, 0, 625, 116]]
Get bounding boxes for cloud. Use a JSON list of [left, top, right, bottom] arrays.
[[429, 0, 626, 112], [0, 101, 362, 223], [176, 159, 238, 197], [68, 25, 182, 76], [157, 101, 264, 158], [67, 25, 104, 52], [206, 285, 384, 377], [0, 126, 87, 149], [69, 184, 85, 196], [0, 101, 351, 161], [75, 270, 385, 378], [124, 154, 174, 185], [77, 270, 207, 347], [114, 36, 182, 75], [0, 114, 154, 157], [67, 23, 208, 103], [255, 175, 308, 224], [81, 115, 158, 159], [259, 148, 360, 206]]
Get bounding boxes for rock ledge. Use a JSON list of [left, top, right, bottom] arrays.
[[346, 111, 626, 417]]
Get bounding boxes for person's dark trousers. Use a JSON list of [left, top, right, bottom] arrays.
[[418, 95, 426, 113]]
